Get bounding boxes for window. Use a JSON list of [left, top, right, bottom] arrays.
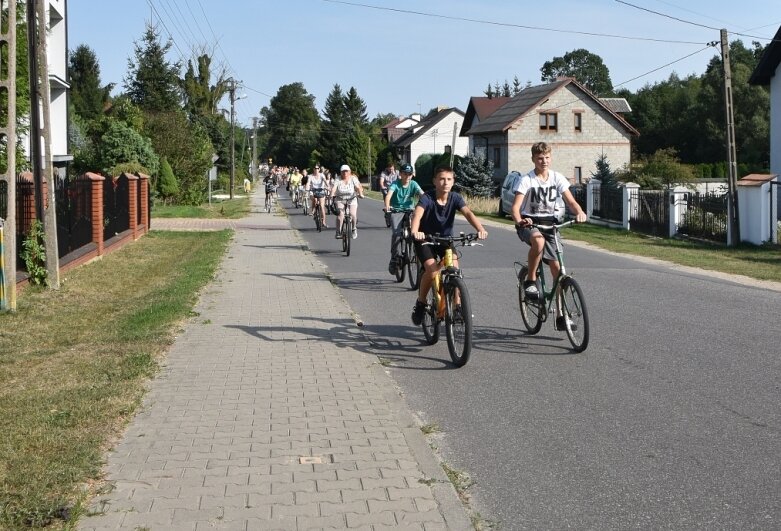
[[493, 147, 501, 168], [539, 112, 557, 131], [574, 166, 582, 184], [574, 112, 582, 132]]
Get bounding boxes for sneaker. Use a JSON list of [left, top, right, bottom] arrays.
[[555, 316, 577, 332], [411, 300, 427, 326], [523, 280, 540, 300], [334, 231, 341, 239], [388, 260, 398, 275], [352, 228, 358, 239]]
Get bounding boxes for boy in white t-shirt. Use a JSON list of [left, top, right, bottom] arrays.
[[510, 142, 587, 308]]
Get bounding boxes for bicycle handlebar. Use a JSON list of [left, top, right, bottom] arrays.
[[385, 207, 414, 214], [530, 219, 577, 231], [422, 232, 483, 247]]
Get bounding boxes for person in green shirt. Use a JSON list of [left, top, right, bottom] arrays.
[[383, 163, 423, 275]]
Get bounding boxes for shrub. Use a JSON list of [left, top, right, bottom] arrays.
[[454, 155, 494, 197], [21, 220, 47, 286], [157, 156, 179, 203]]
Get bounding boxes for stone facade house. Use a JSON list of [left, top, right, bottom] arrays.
[[462, 78, 639, 184]]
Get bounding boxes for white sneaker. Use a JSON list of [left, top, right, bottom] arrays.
[[352, 228, 358, 239]]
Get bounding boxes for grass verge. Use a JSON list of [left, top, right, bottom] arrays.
[[0, 230, 231, 529], [152, 196, 250, 218]]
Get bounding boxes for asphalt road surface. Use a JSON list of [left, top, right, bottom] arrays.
[[277, 190, 781, 530]]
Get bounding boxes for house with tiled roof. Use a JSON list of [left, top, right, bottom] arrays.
[[393, 107, 468, 167], [462, 78, 639, 184], [381, 115, 420, 143], [749, 24, 781, 216], [459, 96, 511, 154]]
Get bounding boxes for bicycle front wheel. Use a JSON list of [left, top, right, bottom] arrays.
[[559, 277, 590, 352], [518, 266, 544, 334], [315, 209, 322, 232], [344, 218, 352, 256], [445, 277, 472, 367], [406, 239, 419, 290], [422, 286, 439, 345], [303, 200, 308, 215], [394, 242, 405, 283]]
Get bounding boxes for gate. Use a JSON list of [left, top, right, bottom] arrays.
[[678, 191, 728, 243], [630, 189, 669, 236], [103, 175, 129, 241], [592, 185, 623, 223]]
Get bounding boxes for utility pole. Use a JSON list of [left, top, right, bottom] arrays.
[[1, 1, 18, 310], [27, 0, 59, 287], [251, 117, 258, 181], [229, 78, 236, 200], [367, 138, 372, 181], [721, 29, 740, 245], [449, 121, 458, 168]]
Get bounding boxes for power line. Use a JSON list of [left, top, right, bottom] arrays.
[[321, 0, 709, 45], [144, 0, 187, 60], [613, 43, 718, 88]]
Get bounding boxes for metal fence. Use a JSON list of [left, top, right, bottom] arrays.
[[592, 185, 623, 223], [630, 189, 669, 236], [569, 185, 586, 214], [55, 176, 93, 258], [103, 175, 130, 241], [678, 191, 728, 243]]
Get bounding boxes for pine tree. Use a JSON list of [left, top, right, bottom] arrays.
[[454, 155, 495, 197], [157, 156, 179, 203], [502, 80, 511, 97], [69, 44, 113, 121], [591, 153, 617, 188], [124, 23, 181, 113], [320, 84, 348, 170], [343, 86, 368, 128], [484, 83, 494, 99], [512, 76, 522, 95]]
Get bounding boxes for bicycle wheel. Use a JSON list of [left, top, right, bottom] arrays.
[[265, 197, 271, 213], [394, 241, 405, 283], [518, 266, 544, 334], [445, 277, 472, 367], [421, 286, 439, 345], [344, 218, 352, 256], [303, 199, 308, 215], [559, 277, 590, 352], [406, 239, 419, 290], [315, 208, 322, 232]]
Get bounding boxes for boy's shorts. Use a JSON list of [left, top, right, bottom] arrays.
[[414, 240, 451, 265], [517, 217, 558, 263]]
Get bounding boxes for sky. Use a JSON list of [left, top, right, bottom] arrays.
[[67, 0, 781, 127]]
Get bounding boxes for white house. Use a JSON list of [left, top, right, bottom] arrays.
[[47, 0, 71, 175], [749, 24, 781, 218], [393, 107, 469, 167]]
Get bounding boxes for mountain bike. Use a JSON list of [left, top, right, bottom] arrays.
[[514, 219, 589, 352], [311, 190, 326, 231], [387, 207, 419, 289], [420, 233, 482, 367], [339, 195, 357, 256]]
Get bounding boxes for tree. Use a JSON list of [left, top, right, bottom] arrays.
[[540, 48, 613, 96], [502, 80, 511, 97], [636, 148, 694, 189], [512, 76, 522, 96], [124, 23, 181, 112], [261, 82, 320, 168], [343, 86, 368, 128], [69, 44, 113, 121], [484, 83, 494, 99], [157, 156, 179, 203], [454, 155, 494, 197], [591, 153, 618, 188], [181, 53, 228, 118], [319, 84, 347, 170], [97, 120, 159, 177]]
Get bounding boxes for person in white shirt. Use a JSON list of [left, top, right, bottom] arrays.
[[307, 166, 328, 228]]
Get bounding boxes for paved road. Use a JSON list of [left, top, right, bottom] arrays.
[[281, 190, 781, 530]]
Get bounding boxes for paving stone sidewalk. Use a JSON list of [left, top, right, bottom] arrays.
[[79, 192, 471, 530]]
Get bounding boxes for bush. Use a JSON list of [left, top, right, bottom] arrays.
[[157, 156, 179, 203], [98, 120, 159, 177], [454, 155, 494, 197]]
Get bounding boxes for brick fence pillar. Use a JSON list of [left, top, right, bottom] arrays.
[[137, 172, 150, 234], [124, 173, 139, 240], [82, 172, 105, 255]]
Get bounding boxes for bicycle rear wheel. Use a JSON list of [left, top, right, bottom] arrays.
[[303, 199, 308, 215], [394, 241, 405, 283], [421, 286, 439, 345], [559, 277, 590, 352], [445, 277, 472, 367], [406, 239, 419, 290], [518, 266, 544, 334]]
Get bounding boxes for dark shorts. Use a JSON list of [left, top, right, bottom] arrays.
[[414, 240, 451, 265], [517, 222, 559, 263], [312, 189, 326, 198]]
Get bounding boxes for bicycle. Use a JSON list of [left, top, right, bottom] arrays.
[[311, 190, 326, 231], [514, 219, 590, 352], [338, 195, 358, 256], [292, 186, 301, 208], [387, 207, 419, 289], [264, 184, 277, 213], [302, 189, 309, 215], [419, 233, 482, 367]]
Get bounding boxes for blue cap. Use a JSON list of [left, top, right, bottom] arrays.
[[401, 163, 413, 174]]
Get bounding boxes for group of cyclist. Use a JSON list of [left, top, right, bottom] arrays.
[[264, 140, 587, 327]]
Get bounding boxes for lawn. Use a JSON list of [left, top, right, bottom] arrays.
[[0, 230, 231, 529], [151, 195, 250, 218]]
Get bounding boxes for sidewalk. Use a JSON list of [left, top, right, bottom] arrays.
[[79, 192, 471, 530]]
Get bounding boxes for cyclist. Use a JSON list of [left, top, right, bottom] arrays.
[[289, 169, 303, 205], [510, 142, 587, 325], [379, 162, 399, 198], [383, 163, 423, 275], [263, 172, 278, 206], [410, 165, 487, 325], [308, 166, 328, 228], [332, 164, 365, 239]]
